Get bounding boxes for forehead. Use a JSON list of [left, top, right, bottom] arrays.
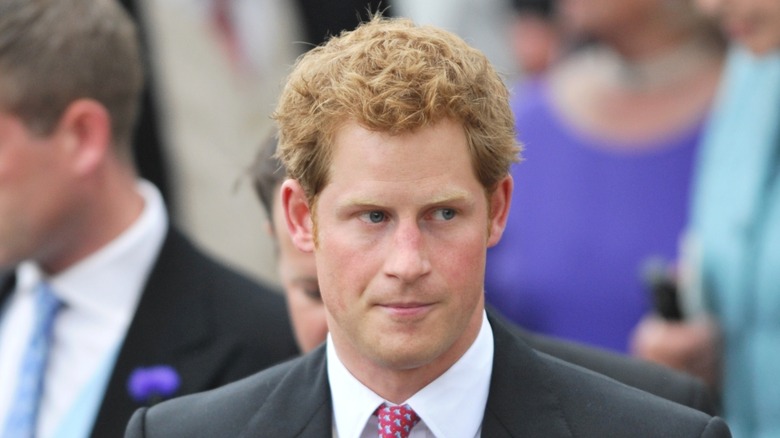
[[324, 120, 479, 199], [329, 121, 474, 185], [332, 119, 469, 172]]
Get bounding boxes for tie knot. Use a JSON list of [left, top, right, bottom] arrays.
[[375, 403, 420, 438]]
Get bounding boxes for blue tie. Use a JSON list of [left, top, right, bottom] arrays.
[[3, 282, 62, 438]]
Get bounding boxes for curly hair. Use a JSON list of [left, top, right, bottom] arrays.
[[273, 15, 521, 206]]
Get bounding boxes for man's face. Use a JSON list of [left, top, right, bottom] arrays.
[[707, 0, 780, 55], [299, 119, 510, 375], [272, 185, 328, 353], [0, 111, 72, 270]]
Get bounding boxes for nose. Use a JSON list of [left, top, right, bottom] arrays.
[[384, 221, 431, 283]]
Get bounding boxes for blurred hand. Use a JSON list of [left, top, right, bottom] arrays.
[[630, 315, 721, 388]]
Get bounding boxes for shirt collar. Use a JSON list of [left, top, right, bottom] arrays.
[[327, 335, 385, 438], [328, 310, 494, 438], [19, 180, 168, 324]]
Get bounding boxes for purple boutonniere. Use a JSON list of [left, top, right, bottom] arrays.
[[127, 365, 181, 405]]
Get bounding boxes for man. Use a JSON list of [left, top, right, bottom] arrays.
[[251, 132, 328, 354], [127, 16, 730, 437], [0, 1, 298, 437], [251, 130, 718, 415]]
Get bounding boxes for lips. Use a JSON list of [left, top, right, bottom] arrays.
[[383, 302, 427, 308], [377, 302, 434, 318]]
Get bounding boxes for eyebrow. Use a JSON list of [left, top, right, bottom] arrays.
[[343, 189, 473, 208]]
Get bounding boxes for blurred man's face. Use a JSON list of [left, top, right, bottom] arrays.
[[271, 185, 328, 353], [706, 0, 780, 55], [0, 111, 74, 272]]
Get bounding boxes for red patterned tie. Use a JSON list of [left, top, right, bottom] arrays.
[[375, 403, 421, 438]]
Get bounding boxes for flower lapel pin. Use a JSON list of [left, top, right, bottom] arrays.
[[127, 365, 181, 406]]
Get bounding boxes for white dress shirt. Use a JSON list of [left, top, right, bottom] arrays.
[[328, 311, 494, 438], [0, 180, 168, 438]]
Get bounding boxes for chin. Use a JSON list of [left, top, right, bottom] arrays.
[[369, 335, 451, 371], [375, 349, 438, 371]]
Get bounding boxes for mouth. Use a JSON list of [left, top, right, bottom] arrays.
[[376, 302, 434, 318]]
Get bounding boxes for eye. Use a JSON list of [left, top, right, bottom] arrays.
[[360, 210, 386, 224], [432, 208, 457, 221], [303, 287, 322, 302]]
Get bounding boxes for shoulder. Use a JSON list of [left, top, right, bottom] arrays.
[[126, 363, 292, 437], [488, 308, 717, 414], [126, 357, 314, 438], [487, 314, 730, 437], [125, 346, 331, 438], [519, 328, 717, 415], [540, 353, 730, 437]]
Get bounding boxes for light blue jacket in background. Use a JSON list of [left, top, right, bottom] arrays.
[[690, 46, 780, 438]]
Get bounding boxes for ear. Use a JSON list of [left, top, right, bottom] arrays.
[[487, 175, 513, 248], [54, 99, 111, 176], [281, 179, 315, 253]]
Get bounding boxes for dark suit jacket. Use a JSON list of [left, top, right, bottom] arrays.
[[1, 227, 299, 438], [509, 321, 718, 415], [125, 312, 730, 437]]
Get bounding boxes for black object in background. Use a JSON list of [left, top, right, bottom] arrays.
[[294, 0, 393, 46], [642, 258, 685, 321], [119, 0, 175, 215]]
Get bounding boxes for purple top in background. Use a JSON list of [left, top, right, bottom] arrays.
[[485, 79, 703, 353]]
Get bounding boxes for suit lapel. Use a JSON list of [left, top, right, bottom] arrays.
[[91, 228, 222, 437], [240, 346, 332, 437], [482, 313, 573, 437]]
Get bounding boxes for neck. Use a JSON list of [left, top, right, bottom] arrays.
[[332, 305, 484, 404], [40, 161, 144, 275]]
